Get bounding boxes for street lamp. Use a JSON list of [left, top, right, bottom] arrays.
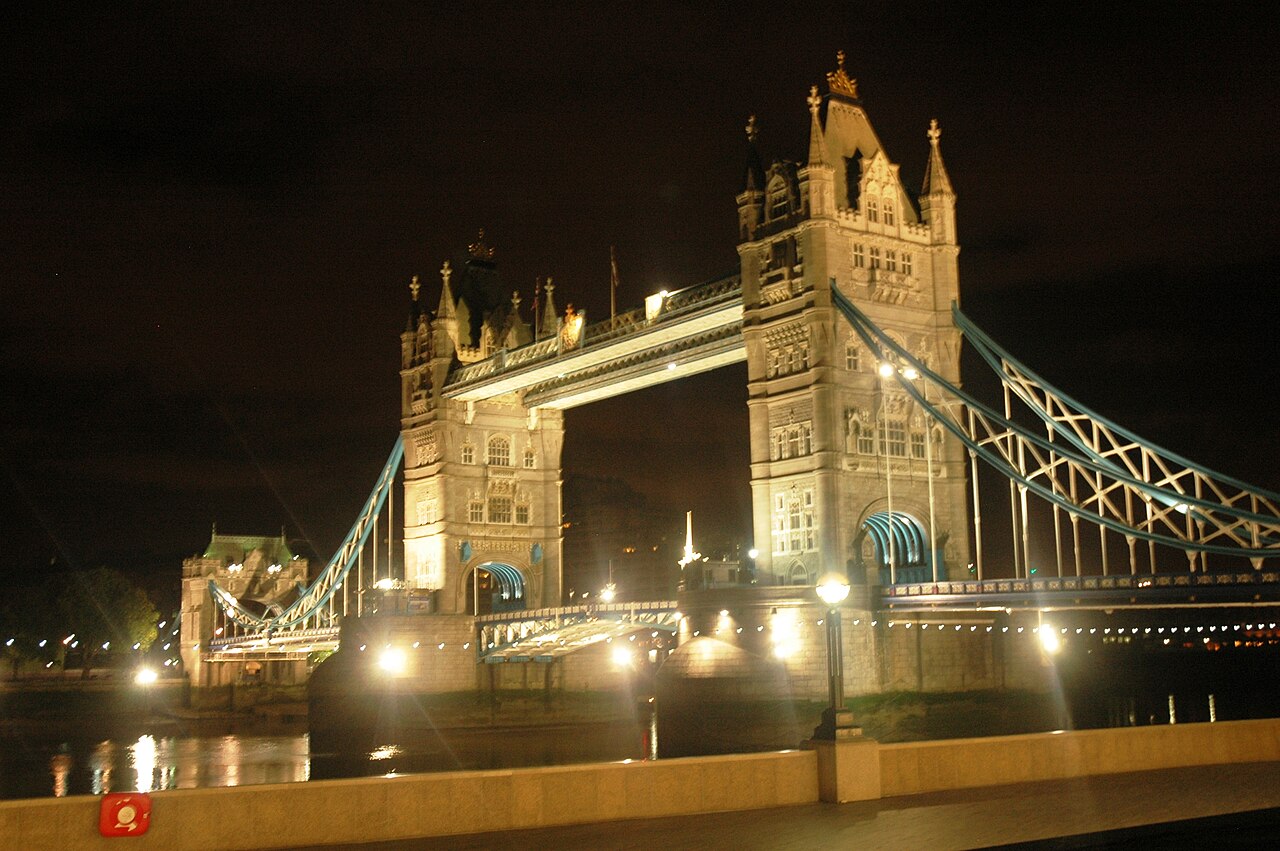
[[812, 575, 860, 740], [135, 666, 158, 716]]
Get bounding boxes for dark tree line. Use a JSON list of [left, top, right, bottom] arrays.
[[1, 567, 159, 679]]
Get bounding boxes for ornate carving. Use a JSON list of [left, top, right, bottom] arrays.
[[826, 50, 858, 99]]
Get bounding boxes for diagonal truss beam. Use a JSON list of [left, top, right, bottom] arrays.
[[832, 285, 1280, 562], [209, 436, 405, 631]]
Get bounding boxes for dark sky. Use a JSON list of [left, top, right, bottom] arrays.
[[3, 2, 1277, 586]]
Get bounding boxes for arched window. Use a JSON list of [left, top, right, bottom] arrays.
[[789, 562, 809, 585], [883, 197, 895, 226], [461, 442, 475, 465], [523, 447, 536, 469], [487, 436, 511, 467]]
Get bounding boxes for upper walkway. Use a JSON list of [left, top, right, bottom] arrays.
[[443, 274, 743, 409]]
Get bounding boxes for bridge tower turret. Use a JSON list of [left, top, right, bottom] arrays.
[[399, 238, 565, 614], [739, 53, 970, 588]]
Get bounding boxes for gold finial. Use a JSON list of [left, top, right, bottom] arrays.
[[928, 118, 941, 145], [440, 260, 452, 288], [511, 290, 521, 311], [826, 50, 858, 99], [409, 274, 420, 301], [468, 229, 495, 260], [745, 114, 758, 142], [807, 85, 821, 115], [545, 276, 554, 294]]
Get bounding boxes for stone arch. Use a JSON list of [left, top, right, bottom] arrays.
[[786, 560, 810, 586], [459, 560, 528, 615], [853, 507, 933, 585]]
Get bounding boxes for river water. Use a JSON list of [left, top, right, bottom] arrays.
[[0, 716, 655, 801]]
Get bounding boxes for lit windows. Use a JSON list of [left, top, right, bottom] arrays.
[[770, 422, 813, 461], [771, 487, 817, 555], [845, 341, 861, 372], [766, 341, 811, 378], [487, 436, 511, 467], [487, 495, 513, 524]]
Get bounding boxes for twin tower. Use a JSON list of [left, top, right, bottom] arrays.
[[397, 55, 968, 615]]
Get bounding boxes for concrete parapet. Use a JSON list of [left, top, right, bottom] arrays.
[[6, 719, 1280, 848]]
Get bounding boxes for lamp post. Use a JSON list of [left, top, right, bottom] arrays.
[[812, 576, 860, 740]]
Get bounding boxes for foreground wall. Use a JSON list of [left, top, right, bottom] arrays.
[[0, 750, 817, 851], [7, 718, 1280, 850]]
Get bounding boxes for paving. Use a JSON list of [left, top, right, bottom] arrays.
[[297, 760, 1280, 850]]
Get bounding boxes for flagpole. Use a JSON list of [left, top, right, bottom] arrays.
[[609, 245, 618, 322]]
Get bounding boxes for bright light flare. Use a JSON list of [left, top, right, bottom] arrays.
[[378, 647, 407, 675], [611, 647, 633, 668], [134, 667, 158, 686], [1039, 627, 1062, 655]]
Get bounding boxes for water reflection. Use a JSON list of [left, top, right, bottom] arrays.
[[16, 735, 312, 800]]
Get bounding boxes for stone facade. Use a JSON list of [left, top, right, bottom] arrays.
[[739, 56, 969, 589], [179, 530, 309, 686], [399, 240, 565, 613]]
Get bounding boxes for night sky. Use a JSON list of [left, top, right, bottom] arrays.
[[3, 3, 1277, 590]]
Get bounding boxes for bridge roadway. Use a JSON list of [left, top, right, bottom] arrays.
[[300, 761, 1280, 850], [210, 573, 1280, 658]]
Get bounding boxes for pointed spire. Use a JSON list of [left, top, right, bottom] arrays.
[[436, 260, 456, 320], [539, 277, 559, 339], [806, 85, 829, 167], [921, 119, 955, 196]]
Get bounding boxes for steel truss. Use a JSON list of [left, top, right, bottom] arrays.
[[833, 286, 1280, 576], [208, 437, 405, 634]]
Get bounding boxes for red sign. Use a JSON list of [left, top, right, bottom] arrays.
[[99, 793, 151, 837]]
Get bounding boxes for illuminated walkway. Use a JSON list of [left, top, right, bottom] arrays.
[[303, 760, 1280, 850]]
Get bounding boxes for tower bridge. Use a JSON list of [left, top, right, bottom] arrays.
[[184, 54, 1280, 702]]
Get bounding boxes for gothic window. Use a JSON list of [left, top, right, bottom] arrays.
[[488, 495, 513, 524], [901, 252, 913, 276], [886, 250, 897, 272], [515, 503, 530, 524], [883, 198, 896, 226], [461, 442, 475, 465], [845, 341, 861, 372], [770, 422, 813, 460], [911, 430, 927, 459], [523, 447, 536, 469], [866, 197, 879, 223], [468, 500, 484, 523], [487, 436, 511, 467], [771, 487, 816, 555], [880, 419, 907, 457], [857, 426, 876, 455], [769, 239, 789, 270], [852, 243, 865, 268], [789, 562, 810, 585], [770, 187, 789, 219], [870, 247, 882, 269]]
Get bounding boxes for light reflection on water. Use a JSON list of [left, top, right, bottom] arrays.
[[7, 734, 313, 800]]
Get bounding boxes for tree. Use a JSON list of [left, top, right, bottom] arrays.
[[53, 568, 159, 677]]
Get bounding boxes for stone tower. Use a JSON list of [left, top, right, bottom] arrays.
[[399, 234, 565, 613], [739, 54, 970, 587]]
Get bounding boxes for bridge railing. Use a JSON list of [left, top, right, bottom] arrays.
[[885, 570, 1280, 599], [444, 274, 740, 393]]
